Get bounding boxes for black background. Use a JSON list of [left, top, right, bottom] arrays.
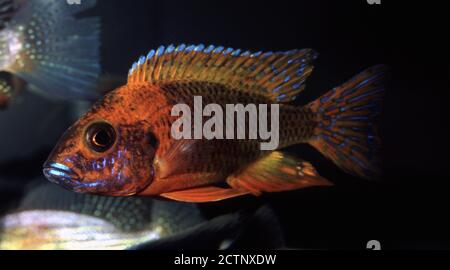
[[0, 0, 448, 250]]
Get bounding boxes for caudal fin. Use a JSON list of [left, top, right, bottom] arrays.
[[307, 65, 387, 179]]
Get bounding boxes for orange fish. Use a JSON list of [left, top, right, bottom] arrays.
[[43, 44, 386, 202]]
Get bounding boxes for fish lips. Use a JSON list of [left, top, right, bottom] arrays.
[[43, 162, 83, 190], [42, 162, 140, 195]]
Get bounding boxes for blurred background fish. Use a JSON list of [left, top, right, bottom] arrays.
[[0, 182, 206, 250], [0, 0, 101, 109]]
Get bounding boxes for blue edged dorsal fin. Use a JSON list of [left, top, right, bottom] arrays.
[[127, 44, 317, 102]]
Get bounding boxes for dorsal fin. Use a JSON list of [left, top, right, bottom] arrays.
[[127, 44, 317, 102]]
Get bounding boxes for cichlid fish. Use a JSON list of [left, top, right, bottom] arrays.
[[43, 44, 386, 202], [0, 0, 101, 107], [0, 183, 205, 250]]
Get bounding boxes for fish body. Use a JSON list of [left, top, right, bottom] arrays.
[[44, 44, 386, 202], [0, 210, 160, 250], [0, 0, 101, 107]]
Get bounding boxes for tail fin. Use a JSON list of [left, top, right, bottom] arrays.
[[307, 65, 386, 179], [0, 0, 101, 100]]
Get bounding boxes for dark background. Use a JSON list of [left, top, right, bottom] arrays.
[[0, 0, 448, 249]]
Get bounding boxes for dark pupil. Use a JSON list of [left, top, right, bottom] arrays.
[[86, 122, 116, 152], [148, 132, 158, 148], [93, 130, 111, 147]]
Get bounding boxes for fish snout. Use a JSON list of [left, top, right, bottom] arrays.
[[43, 162, 81, 189]]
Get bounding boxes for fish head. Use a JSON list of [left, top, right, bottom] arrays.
[[43, 88, 157, 196]]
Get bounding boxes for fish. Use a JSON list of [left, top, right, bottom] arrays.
[[43, 44, 386, 202], [0, 183, 205, 250], [0, 0, 101, 108]]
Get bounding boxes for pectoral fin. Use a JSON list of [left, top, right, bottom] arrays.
[[156, 139, 223, 179], [227, 151, 332, 196], [160, 186, 250, 203]]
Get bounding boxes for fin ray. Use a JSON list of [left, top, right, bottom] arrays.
[[128, 44, 317, 102], [227, 151, 332, 195], [160, 186, 249, 203], [307, 65, 387, 179]]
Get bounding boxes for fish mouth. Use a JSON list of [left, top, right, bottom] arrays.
[[43, 162, 81, 189]]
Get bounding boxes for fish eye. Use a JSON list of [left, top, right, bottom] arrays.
[[85, 122, 116, 152]]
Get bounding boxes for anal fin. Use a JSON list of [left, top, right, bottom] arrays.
[[160, 186, 249, 203], [227, 151, 332, 196]]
